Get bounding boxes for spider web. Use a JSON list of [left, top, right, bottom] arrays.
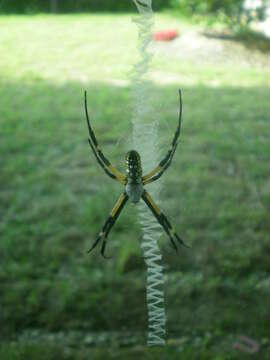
[[131, 0, 166, 346]]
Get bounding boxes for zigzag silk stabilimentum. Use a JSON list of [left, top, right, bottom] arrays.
[[131, 0, 166, 346]]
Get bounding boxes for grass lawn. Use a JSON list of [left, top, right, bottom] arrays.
[[0, 12, 270, 359]]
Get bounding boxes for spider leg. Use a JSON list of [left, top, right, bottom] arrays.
[[88, 192, 129, 259], [84, 91, 127, 185], [143, 145, 177, 185], [141, 190, 189, 253], [87, 139, 117, 181], [142, 89, 182, 185]]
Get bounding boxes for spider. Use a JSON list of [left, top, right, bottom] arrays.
[[84, 89, 189, 258]]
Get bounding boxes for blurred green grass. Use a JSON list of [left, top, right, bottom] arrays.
[[0, 13, 270, 359]]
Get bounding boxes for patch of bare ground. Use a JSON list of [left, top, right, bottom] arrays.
[[152, 29, 270, 68]]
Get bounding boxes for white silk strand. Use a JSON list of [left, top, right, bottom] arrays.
[[131, 0, 166, 346]]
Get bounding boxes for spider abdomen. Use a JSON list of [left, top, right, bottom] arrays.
[[125, 150, 143, 203], [125, 150, 142, 182]]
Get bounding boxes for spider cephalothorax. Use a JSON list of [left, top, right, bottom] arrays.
[[84, 90, 189, 258]]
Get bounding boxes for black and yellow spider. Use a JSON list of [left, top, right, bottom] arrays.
[[84, 90, 188, 258]]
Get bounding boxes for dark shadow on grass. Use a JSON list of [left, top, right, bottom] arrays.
[[203, 27, 270, 53], [0, 79, 270, 357]]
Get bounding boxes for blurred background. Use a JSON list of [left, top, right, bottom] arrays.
[[0, 0, 270, 359]]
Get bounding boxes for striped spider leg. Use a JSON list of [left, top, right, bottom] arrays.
[[88, 192, 129, 258], [142, 190, 189, 252], [141, 89, 189, 251], [84, 91, 129, 257], [142, 89, 182, 186], [84, 91, 127, 185]]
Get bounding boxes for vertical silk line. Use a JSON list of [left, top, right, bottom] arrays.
[[131, 0, 166, 346]]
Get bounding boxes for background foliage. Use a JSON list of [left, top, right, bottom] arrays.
[[0, 0, 266, 30], [170, 0, 267, 28], [0, 0, 170, 13], [170, 0, 243, 14]]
